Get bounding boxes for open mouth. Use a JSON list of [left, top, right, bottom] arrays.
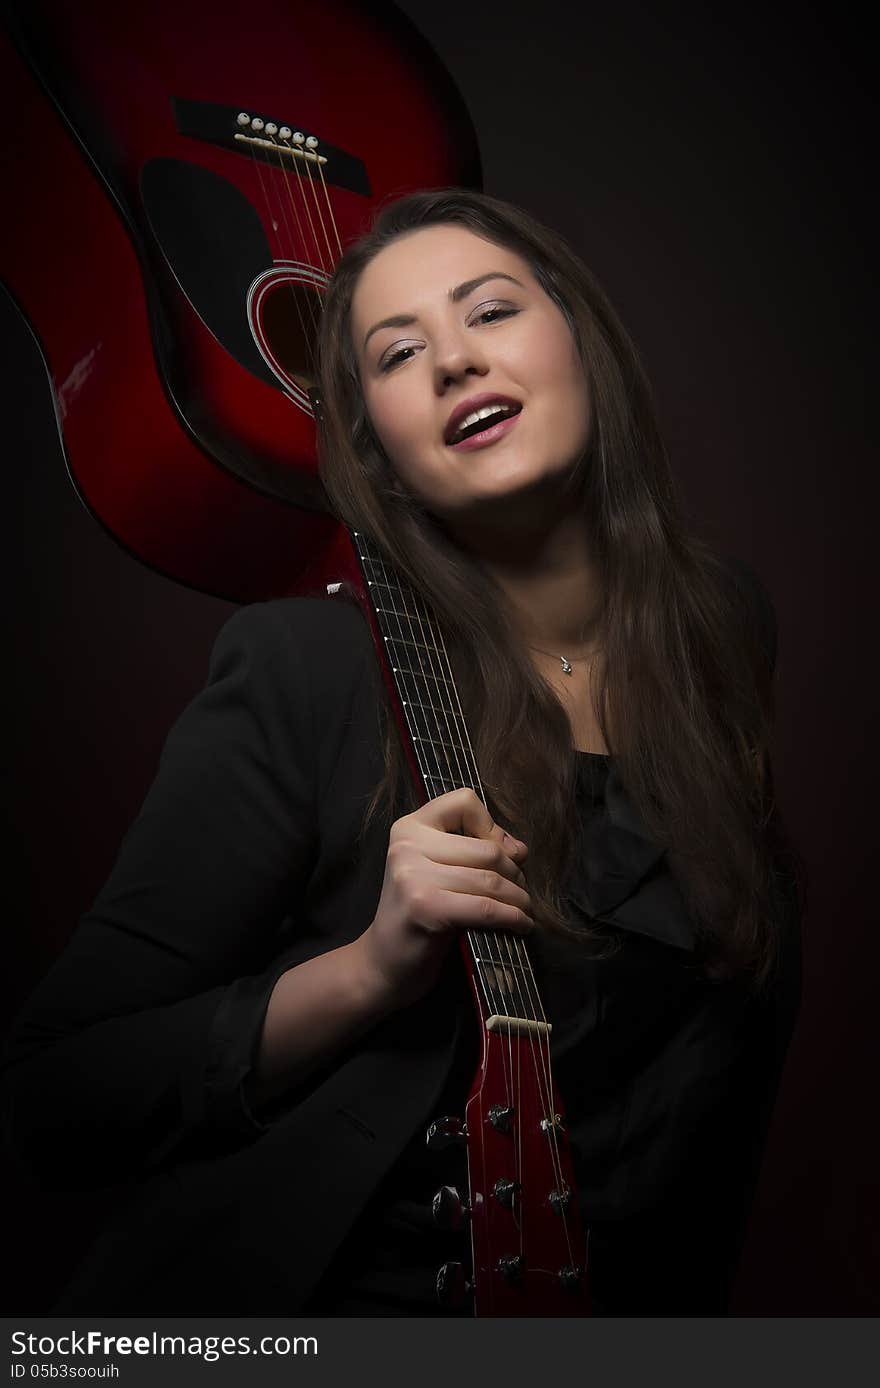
[[447, 404, 523, 450]]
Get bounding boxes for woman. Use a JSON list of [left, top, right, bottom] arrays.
[[1, 188, 803, 1316]]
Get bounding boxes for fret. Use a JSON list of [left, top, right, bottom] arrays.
[[363, 575, 428, 607], [400, 697, 467, 723], [471, 952, 531, 973], [423, 771, 477, 793], [387, 663, 457, 693], [362, 575, 426, 600], [372, 603, 428, 624], [399, 704, 475, 771], [412, 745, 474, 792], [380, 633, 446, 659], [410, 731, 470, 755]]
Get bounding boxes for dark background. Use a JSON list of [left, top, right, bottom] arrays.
[[4, 0, 876, 1313]]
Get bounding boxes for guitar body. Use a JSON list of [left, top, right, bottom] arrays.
[[1, 0, 480, 598]]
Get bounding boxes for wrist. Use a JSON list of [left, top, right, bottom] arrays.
[[342, 931, 399, 1021]]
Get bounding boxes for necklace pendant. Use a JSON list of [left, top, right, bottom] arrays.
[[560, 656, 573, 675]]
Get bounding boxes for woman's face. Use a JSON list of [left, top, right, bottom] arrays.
[[350, 224, 592, 541]]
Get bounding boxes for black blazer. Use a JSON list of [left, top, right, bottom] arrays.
[[1, 570, 799, 1313]]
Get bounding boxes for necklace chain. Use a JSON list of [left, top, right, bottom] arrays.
[[528, 645, 595, 662]]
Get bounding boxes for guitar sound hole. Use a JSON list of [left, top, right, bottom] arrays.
[[259, 279, 322, 390]]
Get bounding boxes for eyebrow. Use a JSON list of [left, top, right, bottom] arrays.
[[362, 271, 526, 351]]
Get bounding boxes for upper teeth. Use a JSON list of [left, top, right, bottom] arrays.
[[450, 402, 518, 443]]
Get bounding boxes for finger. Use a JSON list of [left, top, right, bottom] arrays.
[[429, 862, 532, 915], [409, 789, 528, 860], [413, 787, 501, 841], [486, 821, 529, 866], [412, 827, 528, 887], [433, 889, 535, 935]]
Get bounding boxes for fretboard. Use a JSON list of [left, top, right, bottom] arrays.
[[353, 529, 483, 800], [352, 529, 546, 1031]]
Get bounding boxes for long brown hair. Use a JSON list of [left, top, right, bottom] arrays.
[[314, 187, 803, 989]]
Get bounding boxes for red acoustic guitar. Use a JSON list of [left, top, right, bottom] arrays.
[[2, 0, 590, 1314]]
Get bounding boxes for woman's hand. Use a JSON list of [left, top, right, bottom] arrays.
[[353, 787, 532, 1011]]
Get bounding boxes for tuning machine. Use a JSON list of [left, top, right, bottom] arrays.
[[435, 1260, 473, 1308], [425, 1114, 466, 1150], [431, 1184, 470, 1231]]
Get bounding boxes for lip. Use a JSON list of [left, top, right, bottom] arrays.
[[443, 392, 522, 445], [448, 409, 522, 451]]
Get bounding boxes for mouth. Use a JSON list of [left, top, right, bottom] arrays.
[[444, 394, 522, 445], [447, 410, 522, 452], [445, 403, 523, 451]]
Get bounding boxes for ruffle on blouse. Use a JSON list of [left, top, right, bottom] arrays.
[[562, 756, 696, 953]]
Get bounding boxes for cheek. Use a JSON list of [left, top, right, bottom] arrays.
[[556, 340, 591, 433], [524, 317, 586, 399], [364, 390, 408, 463], [363, 388, 440, 497], [366, 378, 423, 448]]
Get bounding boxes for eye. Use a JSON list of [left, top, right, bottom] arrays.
[[472, 304, 517, 325], [378, 303, 518, 372], [379, 343, 419, 373]]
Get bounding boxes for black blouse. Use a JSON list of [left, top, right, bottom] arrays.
[[304, 753, 801, 1317], [0, 570, 800, 1316]]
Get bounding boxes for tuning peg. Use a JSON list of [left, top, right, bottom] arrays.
[[492, 1177, 520, 1209], [488, 1104, 514, 1133], [436, 1261, 473, 1307], [549, 1182, 572, 1214], [425, 1115, 466, 1150], [496, 1254, 524, 1284], [558, 1264, 584, 1292], [432, 1185, 470, 1231]]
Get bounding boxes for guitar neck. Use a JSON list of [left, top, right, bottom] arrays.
[[350, 530, 589, 1319], [350, 528, 544, 1032]]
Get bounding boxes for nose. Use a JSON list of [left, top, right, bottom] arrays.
[[432, 327, 490, 391]]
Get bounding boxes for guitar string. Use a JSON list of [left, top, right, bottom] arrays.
[[301, 142, 338, 274], [284, 135, 328, 300], [242, 141, 531, 1176], [271, 130, 327, 341], [399, 561, 571, 1264], [423, 623, 570, 1260], [357, 543, 509, 1041], [276, 139, 580, 1271], [372, 558, 519, 1074], [357, 545, 499, 1030], [243, 135, 319, 369], [363, 538, 512, 1057], [265, 133, 321, 347], [359, 537, 575, 1258], [495, 931, 574, 1260], [376, 544, 575, 1261], [242, 128, 578, 1266], [280, 132, 341, 397]]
